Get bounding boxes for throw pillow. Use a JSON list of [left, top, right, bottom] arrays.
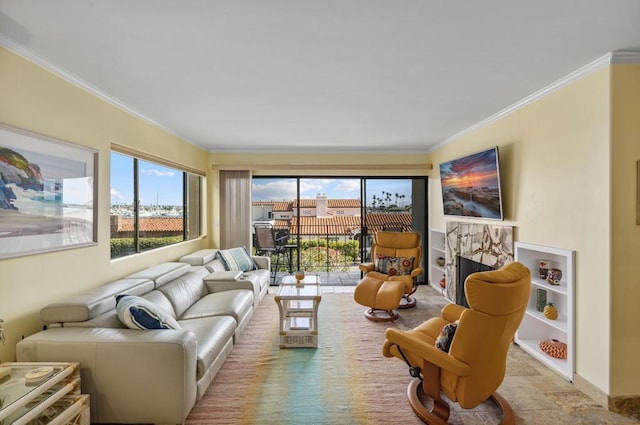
[[115, 295, 181, 330], [217, 246, 258, 272], [374, 255, 414, 276], [435, 321, 459, 352]]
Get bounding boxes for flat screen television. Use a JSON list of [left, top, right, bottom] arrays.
[[439, 146, 504, 220]]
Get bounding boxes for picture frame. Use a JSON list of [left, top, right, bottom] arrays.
[[0, 123, 98, 259], [439, 146, 504, 220]]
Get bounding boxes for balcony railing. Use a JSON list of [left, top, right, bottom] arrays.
[[253, 224, 366, 285]]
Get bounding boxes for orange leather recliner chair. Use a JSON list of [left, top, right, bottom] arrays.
[[353, 231, 424, 322], [382, 261, 531, 424]]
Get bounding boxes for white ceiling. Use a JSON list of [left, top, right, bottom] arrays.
[[1, 1, 640, 153]]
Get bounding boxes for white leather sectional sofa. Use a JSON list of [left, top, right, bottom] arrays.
[[16, 249, 270, 424]]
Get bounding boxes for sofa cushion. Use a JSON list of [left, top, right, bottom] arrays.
[[142, 290, 178, 318], [178, 315, 236, 380], [252, 256, 269, 270], [179, 249, 219, 266], [203, 258, 226, 272], [204, 271, 243, 282], [180, 289, 253, 325], [116, 295, 181, 330], [157, 267, 211, 318], [216, 247, 257, 272], [126, 262, 192, 288], [40, 278, 155, 324]]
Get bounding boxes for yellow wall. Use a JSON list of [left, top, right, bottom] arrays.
[[610, 65, 640, 396], [0, 47, 210, 362], [429, 68, 614, 393], [211, 152, 430, 176]]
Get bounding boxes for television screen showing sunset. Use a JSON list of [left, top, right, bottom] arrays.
[[439, 147, 503, 219]]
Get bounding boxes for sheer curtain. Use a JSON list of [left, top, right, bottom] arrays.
[[219, 170, 252, 249]]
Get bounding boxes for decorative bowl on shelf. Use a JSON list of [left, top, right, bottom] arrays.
[[539, 339, 567, 359], [436, 257, 445, 267]]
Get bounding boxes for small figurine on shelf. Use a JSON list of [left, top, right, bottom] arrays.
[[543, 302, 558, 320], [546, 268, 563, 286], [538, 259, 550, 279], [536, 289, 547, 312]]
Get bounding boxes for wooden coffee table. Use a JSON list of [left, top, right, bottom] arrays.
[[275, 275, 321, 348]]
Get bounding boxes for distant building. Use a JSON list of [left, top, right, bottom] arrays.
[[252, 193, 412, 240]]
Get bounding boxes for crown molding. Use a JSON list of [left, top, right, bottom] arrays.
[[438, 51, 640, 150], [610, 50, 640, 64]]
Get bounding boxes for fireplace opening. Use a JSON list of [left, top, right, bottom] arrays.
[[456, 256, 495, 308]]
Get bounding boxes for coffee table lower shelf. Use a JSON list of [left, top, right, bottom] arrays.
[[279, 330, 318, 348]]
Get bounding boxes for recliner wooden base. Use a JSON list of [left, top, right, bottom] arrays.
[[407, 378, 515, 425], [363, 307, 399, 322], [397, 283, 418, 309], [398, 294, 417, 309]]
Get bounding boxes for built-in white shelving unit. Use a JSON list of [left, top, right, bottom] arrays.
[[514, 241, 575, 381], [429, 229, 446, 290]]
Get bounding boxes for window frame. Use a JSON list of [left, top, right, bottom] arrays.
[[110, 146, 204, 259]]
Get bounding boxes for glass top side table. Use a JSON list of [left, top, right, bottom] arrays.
[[0, 362, 79, 425]]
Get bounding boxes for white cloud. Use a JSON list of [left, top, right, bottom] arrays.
[[111, 188, 127, 203], [335, 180, 360, 194], [140, 168, 175, 177], [252, 179, 297, 201]]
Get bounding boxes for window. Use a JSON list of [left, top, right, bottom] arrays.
[[110, 151, 202, 259]]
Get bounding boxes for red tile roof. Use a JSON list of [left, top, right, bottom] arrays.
[[273, 213, 412, 235], [252, 201, 292, 212], [113, 217, 184, 232], [293, 215, 362, 235], [365, 213, 413, 232]]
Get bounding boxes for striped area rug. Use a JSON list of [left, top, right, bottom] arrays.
[[185, 290, 428, 425]]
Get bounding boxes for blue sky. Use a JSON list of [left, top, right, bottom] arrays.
[[252, 178, 413, 206], [110, 152, 184, 206]]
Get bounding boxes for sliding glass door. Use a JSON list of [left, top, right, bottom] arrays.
[[251, 176, 427, 285]]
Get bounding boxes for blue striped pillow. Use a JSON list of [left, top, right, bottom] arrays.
[[217, 246, 258, 272], [115, 295, 181, 330]]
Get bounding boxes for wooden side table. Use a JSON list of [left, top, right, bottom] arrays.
[[275, 275, 321, 348], [0, 362, 89, 425]]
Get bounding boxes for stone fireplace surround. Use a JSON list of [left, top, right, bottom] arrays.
[[444, 221, 514, 304]]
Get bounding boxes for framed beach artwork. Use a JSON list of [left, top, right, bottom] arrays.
[[0, 123, 98, 259]]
